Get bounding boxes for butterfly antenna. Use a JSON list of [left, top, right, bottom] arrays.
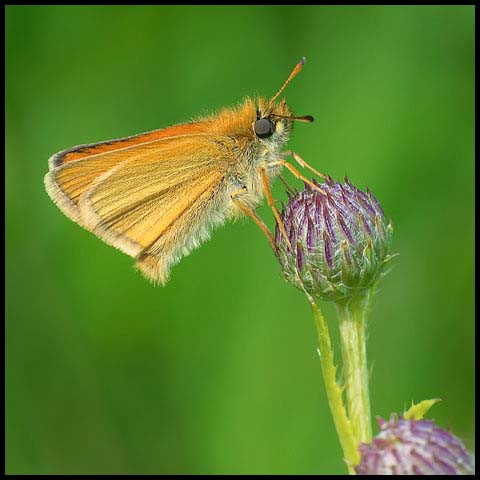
[[271, 57, 306, 103], [271, 113, 314, 123]]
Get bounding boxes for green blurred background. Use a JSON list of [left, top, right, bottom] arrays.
[[6, 5, 475, 475]]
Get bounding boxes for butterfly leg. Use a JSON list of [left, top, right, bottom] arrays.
[[258, 167, 293, 252], [278, 173, 296, 195], [282, 150, 328, 180], [231, 187, 276, 252], [267, 160, 326, 196]]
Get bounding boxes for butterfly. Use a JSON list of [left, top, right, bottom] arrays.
[[44, 57, 324, 285]]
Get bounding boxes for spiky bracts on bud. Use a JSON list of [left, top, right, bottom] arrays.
[[355, 415, 475, 475], [275, 177, 393, 302]]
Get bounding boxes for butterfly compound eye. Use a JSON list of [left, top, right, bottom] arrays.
[[254, 118, 275, 139]]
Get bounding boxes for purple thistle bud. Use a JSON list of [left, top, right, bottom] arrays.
[[355, 416, 475, 475], [274, 177, 393, 302]]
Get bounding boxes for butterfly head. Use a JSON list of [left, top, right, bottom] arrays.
[[252, 96, 313, 148]]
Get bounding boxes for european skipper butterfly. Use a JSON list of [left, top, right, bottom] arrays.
[[45, 57, 323, 284]]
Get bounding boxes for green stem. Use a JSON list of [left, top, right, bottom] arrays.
[[310, 300, 360, 473], [335, 292, 372, 445]]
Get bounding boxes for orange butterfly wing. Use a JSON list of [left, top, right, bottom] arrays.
[[45, 124, 236, 284], [46, 123, 209, 222]]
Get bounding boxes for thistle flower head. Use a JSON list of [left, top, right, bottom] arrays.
[[275, 176, 393, 302], [355, 415, 475, 475]]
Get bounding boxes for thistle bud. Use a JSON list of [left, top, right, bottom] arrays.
[[355, 416, 475, 475], [275, 177, 393, 302]]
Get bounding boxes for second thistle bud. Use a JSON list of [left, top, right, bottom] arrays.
[[275, 177, 393, 302], [355, 415, 475, 475]]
